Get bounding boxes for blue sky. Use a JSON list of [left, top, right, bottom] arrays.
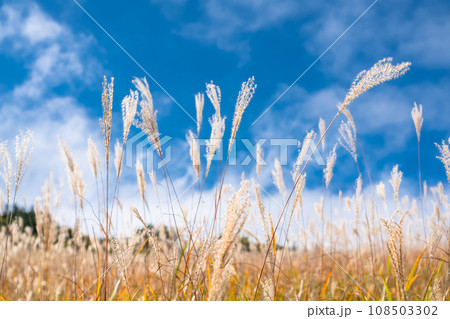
[[1, 0, 450, 214]]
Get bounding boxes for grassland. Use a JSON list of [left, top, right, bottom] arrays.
[[0, 58, 448, 301]]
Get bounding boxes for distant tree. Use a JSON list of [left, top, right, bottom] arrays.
[[0, 205, 37, 235]]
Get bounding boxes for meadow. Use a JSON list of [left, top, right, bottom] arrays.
[[0, 57, 448, 301]]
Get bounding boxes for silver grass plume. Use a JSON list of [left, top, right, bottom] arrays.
[[192, 240, 211, 288], [342, 108, 356, 132], [74, 164, 85, 210], [149, 170, 158, 196], [338, 58, 411, 112], [0, 142, 13, 203], [131, 206, 162, 268], [87, 136, 101, 179], [338, 120, 357, 162], [436, 138, 450, 184], [262, 279, 275, 301], [99, 76, 114, 163], [206, 81, 221, 117], [209, 179, 250, 300], [205, 114, 225, 178], [195, 93, 204, 135], [253, 180, 276, 290], [323, 144, 337, 189], [376, 182, 386, 203], [58, 138, 84, 209], [293, 130, 315, 179], [136, 160, 146, 204], [228, 77, 256, 155], [291, 173, 306, 215], [187, 130, 200, 178], [112, 238, 130, 295], [271, 158, 286, 201], [411, 102, 423, 142], [133, 77, 162, 156], [34, 177, 58, 253], [114, 140, 123, 179], [121, 89, 138, 144], [389, 165, 403, 210], [318, 118, 326, 153], [256, 142, 264, 177], [14, 129, 34, 196], [314, 196, 325, 221], [253, 181, 273, 250], [381, 213, 406, 300], [377, 182, 387, 212]]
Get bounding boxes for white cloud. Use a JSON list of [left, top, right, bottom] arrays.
[[0, 0, 446, 238], [21, 6, 63, 44], [0, 2, 103, 229], [13, 44, 85, 99], [0, 1, 228, 235], [250, 74, 450, 187], [174, 0, 301, 60], [299, 0, 450, 74]]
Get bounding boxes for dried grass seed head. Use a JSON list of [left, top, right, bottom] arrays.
[[132, 77, 162, 156], [338, 57, 411, 111], [338, 120, 357, 162], [149, 170, 158, 196], [256, 142, 264, 177], [411, 102, 423, 142], [292, 173, 306, 214], [206, 81, 221, 117], [121, 89, 138, 144], [389, 165, 403, 209], [293, 130, 315, 179], [114, 140, 123, 179], [323, 144, 337, 188], [229, 76, 256, 154], [195, 92, 204, 135], [100, 76, 114, 161], [318, 118, 326, 152], [436, 138, 450, 184], [272, 158, 286, 200], [187, 130, 200, 178], [14, 129, 34, 195], [205, 114, 225, 178], [136, 160, 146, 203], [0, 141, 13, 202], [87, 136, 101, 179], [376, 182, 386, 203]]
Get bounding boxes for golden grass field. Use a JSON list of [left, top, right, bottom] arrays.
[[0, 58, 449, 301]]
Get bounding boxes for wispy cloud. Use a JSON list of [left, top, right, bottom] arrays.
[[0, 1, 102, 214], [170, 0, 301, 61], [299, 0, 450, 74], [0, 2, 100, 99]]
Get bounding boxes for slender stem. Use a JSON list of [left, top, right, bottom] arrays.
[[254, 110, 342, 299], [417, 140, 427, 241], [104, 160, 109, 301]]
